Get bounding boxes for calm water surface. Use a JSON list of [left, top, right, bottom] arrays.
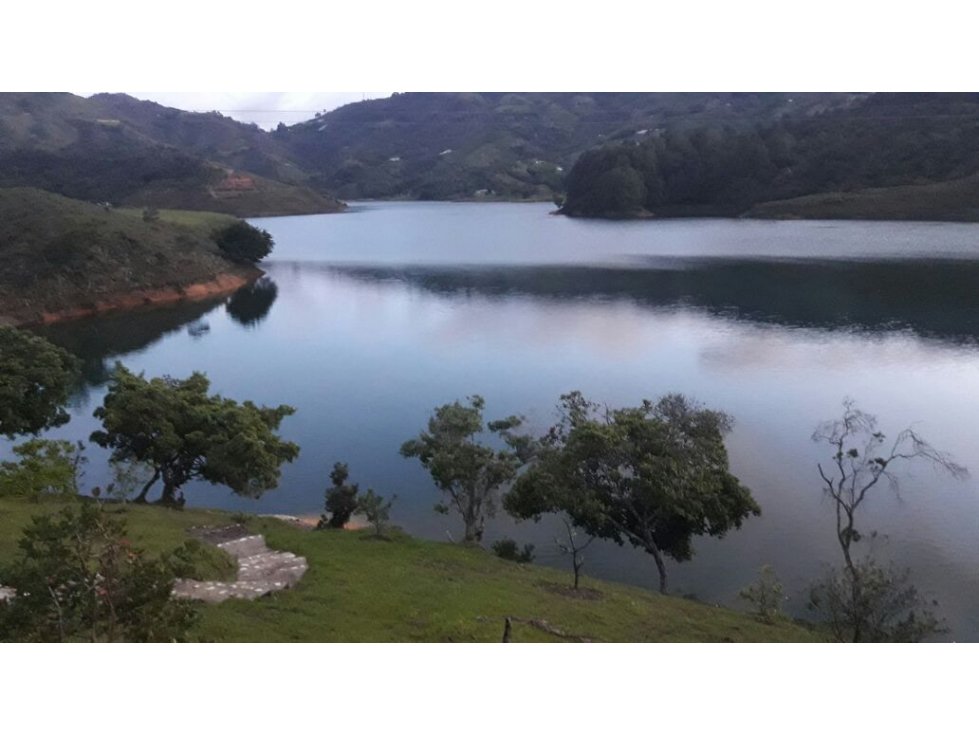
[[19, 202, 979, 639]]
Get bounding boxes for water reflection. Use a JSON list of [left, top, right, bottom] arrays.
[[320, 257, 979, 345], [30, 298, 226, 401], [225, 276, 279, 328]]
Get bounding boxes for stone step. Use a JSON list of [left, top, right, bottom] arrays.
[[173, 526, 308, 604], [216, 535, 269, 559]]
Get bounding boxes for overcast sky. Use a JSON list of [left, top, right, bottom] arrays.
[[78, 92, 392, 129]]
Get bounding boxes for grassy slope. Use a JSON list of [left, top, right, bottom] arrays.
[[0, 93, 345, 217], [120, 172, 346, 218], [0, 498, 817, 642], [0, 498, 237, 582], [0, 187, 257, 324], [747, 175, 979, 222]]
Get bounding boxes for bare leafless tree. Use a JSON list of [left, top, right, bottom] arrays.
[[810, 399, 967, 642], [813, 399, 967, 574]]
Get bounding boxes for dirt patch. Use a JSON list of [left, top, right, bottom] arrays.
[[537, 581, 605, 601]]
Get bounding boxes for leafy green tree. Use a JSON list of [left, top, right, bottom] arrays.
[[400, 396, 524, 544], [90, 365, 299, 505], [0, 326, 79, 438], [0, 439, 86, 500], [507, 391, 759, 593], [357, 488, 395, 538], [0, 503, 197, 642], [318, 462, 359, 529], [213, 221, 275, 263]]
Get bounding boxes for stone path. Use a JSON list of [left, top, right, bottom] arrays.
[[172, 524, 308, 603]]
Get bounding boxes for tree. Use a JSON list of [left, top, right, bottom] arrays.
[[504, 452, 598, 590], [507, 391, 759, 593], [739, 565, 786, 624], [808, 559, 945, 643], [400, 396, 524, 544], [0, 503, 197, 642], [812, 399, 967, 575], [357, 488, 395, 538], [809, 399, 967, 642], [90, 365, 299, 505], [213, 221, 275, 263], [318, 462, 359, 529], [0, 326, 79, 438], [0, 439, 86, 500]]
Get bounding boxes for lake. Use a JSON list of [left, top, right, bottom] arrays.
[[21, 201, 979, 639]]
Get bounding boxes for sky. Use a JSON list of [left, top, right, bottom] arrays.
[[76, 92, 392, 129]]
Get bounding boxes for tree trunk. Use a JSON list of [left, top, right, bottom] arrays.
[[159, 481, 178, 506], [134, 468, 161, 503], [502, 617, 512, 643], [572, 555, 582, 590], [651, 546, 668, 593]]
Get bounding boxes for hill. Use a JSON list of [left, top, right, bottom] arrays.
[[0, 187, 262, 325], [559, 93, 979, 220], [0, 497, 818, 642], [276, 92, 854, 200], [0, 93, 344, 216], [747, 174, 979, 222]]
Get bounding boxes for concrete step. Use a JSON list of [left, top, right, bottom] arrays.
[[173, 526, 308, 604]]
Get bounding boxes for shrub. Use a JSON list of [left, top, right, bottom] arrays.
[[213, 221, 274, 263], [492, 538, 535, 564], [808, 558, 946, 642], [0, 439, 85, 500], [318, 462, 359, 529], [738, 565, 786, 624], [357, 488, 395, 538], [0, 503, 197, 642]]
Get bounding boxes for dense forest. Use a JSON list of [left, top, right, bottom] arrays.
[[560, 93, 979, 219]]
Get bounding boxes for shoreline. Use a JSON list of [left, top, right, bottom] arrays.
[[2, 268, 262, 328]]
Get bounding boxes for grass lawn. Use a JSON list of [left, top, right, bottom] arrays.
[[114, 207, 238, 232], [0, 498, 819, 642]]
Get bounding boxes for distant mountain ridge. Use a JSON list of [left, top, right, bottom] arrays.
[[274, 92, 859, 200], [5, 92, 979, 220], [0, 93, 343, 217]]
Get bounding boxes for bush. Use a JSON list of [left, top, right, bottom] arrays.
[[808, 558, 946, 642], [492, 538, 535, 564], [357, 488, 395, 538], [0, 439, 85, 500], [318, 462, 359, 529], [0, 503, 197, 642], [738, 565, 786, 624], [213, 221, 274, 263]]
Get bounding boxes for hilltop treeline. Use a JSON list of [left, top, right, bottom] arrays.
[[561, 93, 979, 219]]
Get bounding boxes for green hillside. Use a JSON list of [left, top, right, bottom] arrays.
[[0, 187, 259, 325], [559, 93, 979, 220], [0, 497, 818, 642], [748, 174, 979, 222], [0, 93, 344, 217], [276, 92, 854, 200]]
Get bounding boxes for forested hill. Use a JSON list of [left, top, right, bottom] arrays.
[[0, 187, 261, 325], [0, 93, 344, 217], [559, 93, 979, 221], [274, 92, 856, 200]]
